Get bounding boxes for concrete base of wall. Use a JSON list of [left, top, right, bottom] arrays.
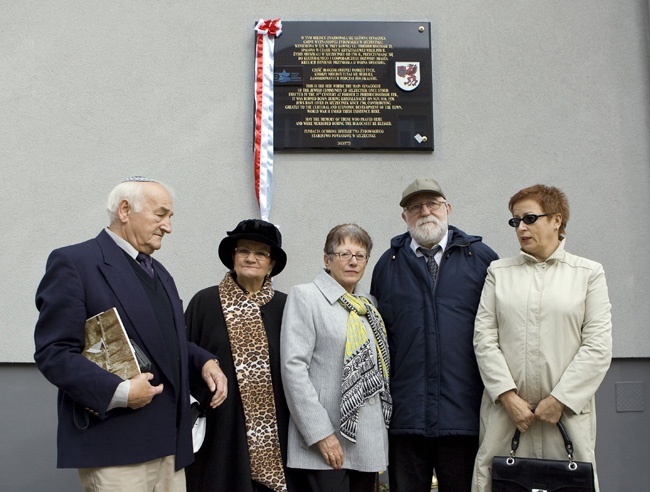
[[0, 364, 79, 491], [594, 358, 650, 491], [1, 359, 647, 491]]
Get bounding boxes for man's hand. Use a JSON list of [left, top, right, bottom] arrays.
[[316, 433, 344, 470], [499, 389, 536, 433], [534, 395, 565, 424], [127, 372, 163, 409], [201, 359, 228, 408]]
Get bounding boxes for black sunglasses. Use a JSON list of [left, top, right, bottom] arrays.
[[508, 214, 549, 228]]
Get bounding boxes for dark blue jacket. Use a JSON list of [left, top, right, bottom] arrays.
[[370, 226, 498, 437], [34, 230, 214, 469]]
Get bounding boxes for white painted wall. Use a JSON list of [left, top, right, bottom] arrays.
[[1, 1, 649, 362]]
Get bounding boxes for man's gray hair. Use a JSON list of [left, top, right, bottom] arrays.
[[106, 176, 173, 223]]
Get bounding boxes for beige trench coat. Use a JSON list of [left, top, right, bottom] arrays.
[[472, 240, 612, 492]]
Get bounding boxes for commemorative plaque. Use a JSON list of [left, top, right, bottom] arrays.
[[273, 21, 433, 151]]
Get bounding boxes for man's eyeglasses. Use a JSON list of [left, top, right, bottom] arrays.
[[508, 214, 549, 228], [330, 251, 369, 263], [234, 247, 271, 261], [405, 200, 447, 216]]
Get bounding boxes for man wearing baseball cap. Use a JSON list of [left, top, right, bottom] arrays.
[[370, 178, 498, 492]]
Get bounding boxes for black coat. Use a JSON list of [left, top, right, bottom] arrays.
[[185, 285, 302, 492]]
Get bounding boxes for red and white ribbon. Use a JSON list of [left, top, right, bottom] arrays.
[[254, 18, 282, 221]]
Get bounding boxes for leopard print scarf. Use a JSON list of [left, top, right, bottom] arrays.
[[219, 272, 287, 492]]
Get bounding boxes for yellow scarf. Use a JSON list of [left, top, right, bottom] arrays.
[[338, 292, 392, 442]]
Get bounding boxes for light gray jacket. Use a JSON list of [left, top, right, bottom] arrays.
[[280, 270, 389, 471]]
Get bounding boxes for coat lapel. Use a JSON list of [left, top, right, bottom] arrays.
[[153, 257, 188, 375], [95, 231, 175, 387]]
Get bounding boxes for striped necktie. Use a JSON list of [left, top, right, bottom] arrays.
[[418, 246, 441, 280]]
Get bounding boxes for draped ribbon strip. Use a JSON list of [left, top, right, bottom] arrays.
[[254, 18, 282, 221]]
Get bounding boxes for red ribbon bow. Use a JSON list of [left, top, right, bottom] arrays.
[[255, 18, 282, 37]]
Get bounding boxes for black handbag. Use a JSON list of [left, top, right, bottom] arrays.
[[491, 420, 595, 492]]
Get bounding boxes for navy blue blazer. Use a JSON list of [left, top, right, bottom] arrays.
[[34, 230, 214, 469]]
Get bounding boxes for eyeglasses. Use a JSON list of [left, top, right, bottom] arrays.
[[330, 251, 369, 263], [508, 214, 549, 228], [234, 247, 271, 261], [405, 200, 447, 216]]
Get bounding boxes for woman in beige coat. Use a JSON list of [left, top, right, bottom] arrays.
[[472, 185, 612, 492]]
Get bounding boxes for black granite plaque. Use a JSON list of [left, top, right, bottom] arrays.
[[273, 21, 433, 151]]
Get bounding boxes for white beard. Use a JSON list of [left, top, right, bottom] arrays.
[[408, 215, 448, 246]]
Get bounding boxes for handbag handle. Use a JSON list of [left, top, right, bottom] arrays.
[[509, 420, 576, 465]]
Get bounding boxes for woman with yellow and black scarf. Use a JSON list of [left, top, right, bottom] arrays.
[[281, 223, 391, 492]]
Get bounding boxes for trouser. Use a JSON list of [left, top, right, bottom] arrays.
[[293, 468, 377, 492], [78, 455, 185, 492], [388, 434, 479, 492]]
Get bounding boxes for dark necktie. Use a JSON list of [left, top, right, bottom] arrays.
[[418, 246, 441, 280], [136, 253, 154, 278]]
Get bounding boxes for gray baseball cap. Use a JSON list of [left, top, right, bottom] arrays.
[[400, 178, 446, 207]]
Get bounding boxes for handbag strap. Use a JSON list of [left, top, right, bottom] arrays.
[[509, 420, 575, 461]]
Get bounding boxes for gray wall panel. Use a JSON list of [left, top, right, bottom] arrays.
[[0, 365, 79, 491], [594, 358, 650, 491], [2, 361, 647, 490], [2, 1, 650, 363]]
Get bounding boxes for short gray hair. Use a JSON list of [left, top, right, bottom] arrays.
[[106, 177, 173, 223], [324, 223, 373, 256]]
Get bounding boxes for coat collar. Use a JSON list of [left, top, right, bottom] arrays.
[[391, 225, 483, 252], [520, 238, 567, 264], [313, 268, 369, 305]]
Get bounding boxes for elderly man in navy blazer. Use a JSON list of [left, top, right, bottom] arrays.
[[34, 177, 227, 491]]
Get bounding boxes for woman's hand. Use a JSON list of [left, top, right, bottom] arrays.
[[499, 390, 536, 433], [316, 433, 344, 470], [534, 395, 565, 424]]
